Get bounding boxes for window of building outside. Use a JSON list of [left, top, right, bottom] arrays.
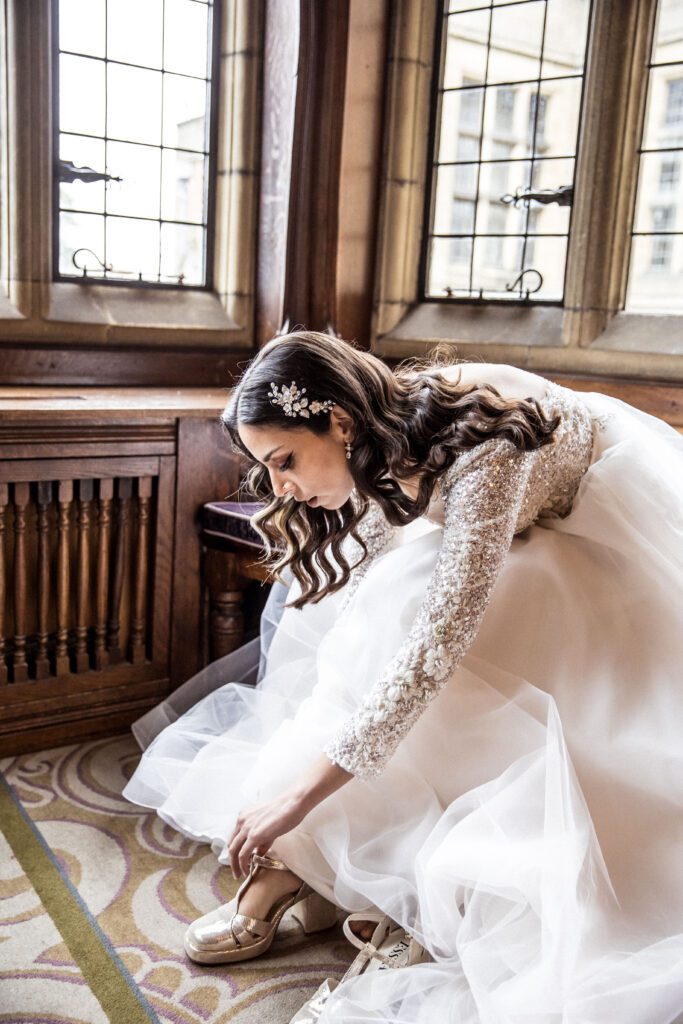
[[626, 2, 683, 314], [55, 0, 217, 289], [428, 0, 589, 304], [0, 0, 260, 354]]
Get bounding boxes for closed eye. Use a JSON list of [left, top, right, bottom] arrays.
[[278, 454, 293, 471]]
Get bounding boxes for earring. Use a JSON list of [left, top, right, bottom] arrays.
[[345, 440, 352, 460]]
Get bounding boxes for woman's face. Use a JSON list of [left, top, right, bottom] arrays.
[[238, 407, 355, 510]]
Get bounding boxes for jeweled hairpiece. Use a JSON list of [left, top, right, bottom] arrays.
[[268, 380, 334, 419]]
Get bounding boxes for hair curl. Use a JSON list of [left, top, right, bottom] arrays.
[[221, 330, 560, 609]]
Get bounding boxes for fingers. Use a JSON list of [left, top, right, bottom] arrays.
[[227, 825, 265, 878]]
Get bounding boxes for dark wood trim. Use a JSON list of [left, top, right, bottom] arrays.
[[169, 417, 242, 689], [0, 346, 256, 387]]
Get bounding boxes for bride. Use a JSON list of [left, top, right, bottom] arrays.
[[122, 330, 683, 1023]]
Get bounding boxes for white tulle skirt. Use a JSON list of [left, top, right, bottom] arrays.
[[122, 390, 683, 1024]]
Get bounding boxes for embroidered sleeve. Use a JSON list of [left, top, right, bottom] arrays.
[[324, 439, 536, 778]]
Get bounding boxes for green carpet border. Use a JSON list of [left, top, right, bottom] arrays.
[[0, 770, 160, 1024]]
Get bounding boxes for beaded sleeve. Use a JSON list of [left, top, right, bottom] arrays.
[[324, 438, 536, 778]]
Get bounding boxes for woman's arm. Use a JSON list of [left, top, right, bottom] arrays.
[[324, 437, 536, 779]]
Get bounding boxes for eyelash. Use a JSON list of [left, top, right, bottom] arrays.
[[277, 455, 293, 472]]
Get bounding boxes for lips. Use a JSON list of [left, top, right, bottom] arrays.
[[306, 496, 318, 507]]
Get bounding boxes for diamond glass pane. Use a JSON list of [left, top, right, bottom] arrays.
[[627, 235, 683, 313], [160, 223, 205, 284], [59, 55, 105, 136], [107, 0, 163, 69], [163, 74, 208, 150], [107, 64, 163, 146], [626, 0, 683, 313], [632, 153, 683, 232], [164, 0, 210, 78], [488, 2, 544, 86], [443, 10, 490, 90], [642, 68, 683, 150], [107, 217, 161, 280], [59, 0, 105, 58], [426, 0, 589, 302], [428, 236, 474, 295], [56, 0, 215, 287], [542, 0, 590, 78], [652, 0, 683, 66], [105, 142, 162, 219], [161, 150, 207, 224], [59, 212, 105, 277]]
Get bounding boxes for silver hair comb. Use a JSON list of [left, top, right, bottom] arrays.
[[268, 380, 334, 419]]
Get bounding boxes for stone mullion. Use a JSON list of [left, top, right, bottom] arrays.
[[562, 0, 658, 347]]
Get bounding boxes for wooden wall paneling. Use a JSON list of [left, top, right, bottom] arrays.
[[35, 480, 51, 679], [55, 479, 72, 677], [150, 456, 175, 676], [75, 478, 93, 672], [11, 481, 29, 682], [170, 416, 240, 689], [129, 476, 152, 665], [94, 478, 113, 670], [0, 484, 6, 686]]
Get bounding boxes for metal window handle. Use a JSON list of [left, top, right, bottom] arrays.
[[57, 159, 122, 185], [500, 185, 573, 208]]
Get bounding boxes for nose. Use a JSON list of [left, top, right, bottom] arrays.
[[270, 469, 295, 500]]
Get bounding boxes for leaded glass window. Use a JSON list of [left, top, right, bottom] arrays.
[[54, 0, 218, 288], [426, 0, 591, 303], [627, 0, 683, 313]]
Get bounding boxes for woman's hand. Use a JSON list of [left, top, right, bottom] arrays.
[[228, 753, 354, 877], [228, 790, 308, 877]]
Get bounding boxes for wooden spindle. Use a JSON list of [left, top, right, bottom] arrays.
[[107, 478, 132, 664], [56, 480, 73, 677], [35, 480, 52, 680], [12, 482, 30, 683], [0, 484, 7, 685], [94, 478, 113, 670], [129, 477, 152, 665], [75, 479, 94, 672]]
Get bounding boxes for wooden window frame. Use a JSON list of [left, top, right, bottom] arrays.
[[372, 0, 683, 383], [0, 0, 262, 366]]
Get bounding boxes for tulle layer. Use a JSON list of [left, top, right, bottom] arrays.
[[122, 391, 683, 1024]]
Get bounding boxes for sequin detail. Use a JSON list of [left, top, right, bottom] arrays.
[[324, 380, 596, 777]]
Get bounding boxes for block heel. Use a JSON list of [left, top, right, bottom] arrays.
[[291, 890, 338, 934]]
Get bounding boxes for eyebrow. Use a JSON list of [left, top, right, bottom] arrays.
[[262, 446, 284, 464]]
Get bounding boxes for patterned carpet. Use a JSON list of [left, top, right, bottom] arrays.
[[0, 735, 356, 1024]]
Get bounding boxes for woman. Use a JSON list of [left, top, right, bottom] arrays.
[[123, 331, 683, 1023]]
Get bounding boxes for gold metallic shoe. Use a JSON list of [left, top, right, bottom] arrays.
[[183, 851, 338, 965]]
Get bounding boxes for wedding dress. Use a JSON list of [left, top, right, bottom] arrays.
[[122, 377, 683, 1024]]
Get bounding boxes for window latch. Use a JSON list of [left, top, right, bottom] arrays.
[[500, 185, 573, 208], [57, 159, 122, 185]]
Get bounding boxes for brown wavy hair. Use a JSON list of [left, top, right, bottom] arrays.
[[221, 330, 560, 609]]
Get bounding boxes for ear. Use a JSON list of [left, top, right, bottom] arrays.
[[329, 404, 355, 439]]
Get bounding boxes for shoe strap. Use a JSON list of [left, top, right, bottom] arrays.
[[251, 851, 290, 871], [231, 911, 271, 941], [342, 911, 389, 950]]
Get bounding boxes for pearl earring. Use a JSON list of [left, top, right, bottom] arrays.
[[345, 441, 352, 460]]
